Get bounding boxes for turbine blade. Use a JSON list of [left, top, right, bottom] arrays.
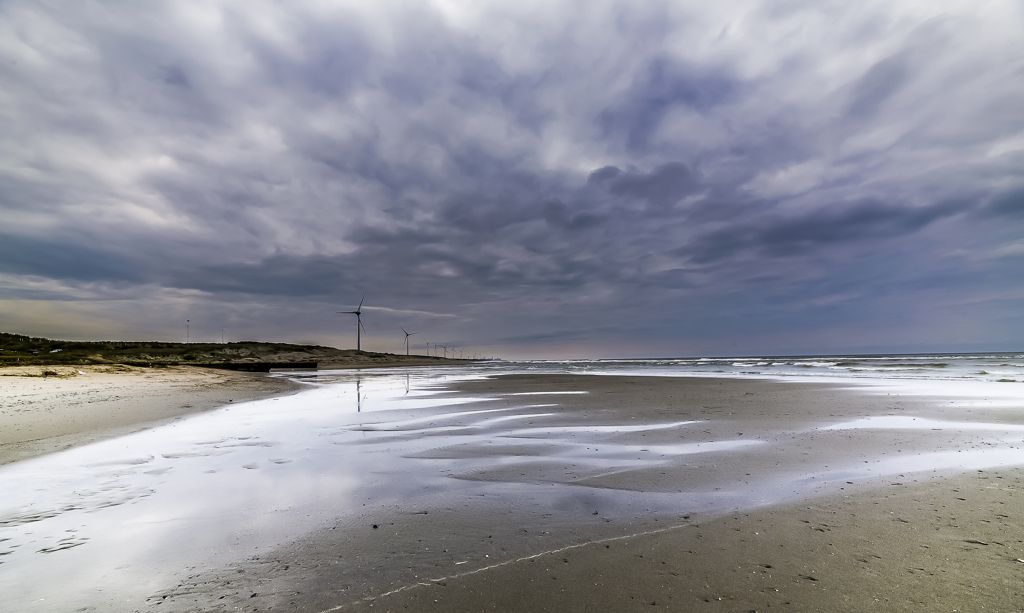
[[401, 326, 408, 335], [357, 293, 365, 310]]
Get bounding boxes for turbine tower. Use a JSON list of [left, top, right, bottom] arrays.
[[338, 294, 366, 351], [401, 326, 418, 356]]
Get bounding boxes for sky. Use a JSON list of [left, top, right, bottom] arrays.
[[1, 0, 1023, 359]]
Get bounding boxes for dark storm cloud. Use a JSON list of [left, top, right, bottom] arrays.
[[180, 255, 353, 297], [592, 162, 701, 209], [681, 198, 969, 263], [1, 1, 1023, 356], [599, 58, 737, 152], [0, 234, 145, 283], [252, 22, 372, 98], [985, 188, 1024, 217], [845, 54, 910, 120]]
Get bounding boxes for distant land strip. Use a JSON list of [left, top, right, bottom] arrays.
[[0, 332, 477, 370]]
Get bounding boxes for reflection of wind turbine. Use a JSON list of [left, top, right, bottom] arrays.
[[401, 327, 418, 356], [338, 294, 366, 351]]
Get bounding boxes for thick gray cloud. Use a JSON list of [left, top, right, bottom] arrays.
[[1, 0, 1023, 358]]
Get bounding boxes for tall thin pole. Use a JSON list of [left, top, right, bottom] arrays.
[[186, 320, 189, 344], [221, 330, 225, 344]]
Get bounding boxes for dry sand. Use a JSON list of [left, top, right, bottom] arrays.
[[146, 373, 1024, 612], [0, 364, 304, 466]]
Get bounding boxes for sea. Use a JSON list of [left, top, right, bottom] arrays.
[[477, 351, 1024, 383]]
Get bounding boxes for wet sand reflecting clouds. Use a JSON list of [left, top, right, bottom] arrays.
[[2, 367, 1024, 611]]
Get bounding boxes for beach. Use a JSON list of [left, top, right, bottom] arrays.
[[0, 365, 304, 466], [2, 367, 1023, 611]]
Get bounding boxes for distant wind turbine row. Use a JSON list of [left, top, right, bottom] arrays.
[[337, 295, 461, 358]]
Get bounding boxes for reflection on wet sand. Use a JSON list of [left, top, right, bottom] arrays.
[[2, 368, 1024, 611]]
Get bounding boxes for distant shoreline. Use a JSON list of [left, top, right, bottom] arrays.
[[0, 331, 481, 370]]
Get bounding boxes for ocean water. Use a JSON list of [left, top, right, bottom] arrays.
[[488, 352, 1024, 383], [1, 354, 1023, 611]]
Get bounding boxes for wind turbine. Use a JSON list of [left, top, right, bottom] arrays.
[[441, 342, 449, 358], [401, 326, 418, 356], [338, 294, 366, 351]]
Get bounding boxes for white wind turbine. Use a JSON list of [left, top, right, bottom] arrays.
[[401, 327, 418, 356], [338, 294, 366, 351]]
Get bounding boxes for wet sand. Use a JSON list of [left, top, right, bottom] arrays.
[[148, 373, 1024, 612], [342, 468, 1024, 612], [0, 365, 304, 466]]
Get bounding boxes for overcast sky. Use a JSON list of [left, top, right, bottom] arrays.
[[1, 0, 1023, 358]]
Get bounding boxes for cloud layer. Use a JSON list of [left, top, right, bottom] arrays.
[[2, 0, 1023, 357]]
